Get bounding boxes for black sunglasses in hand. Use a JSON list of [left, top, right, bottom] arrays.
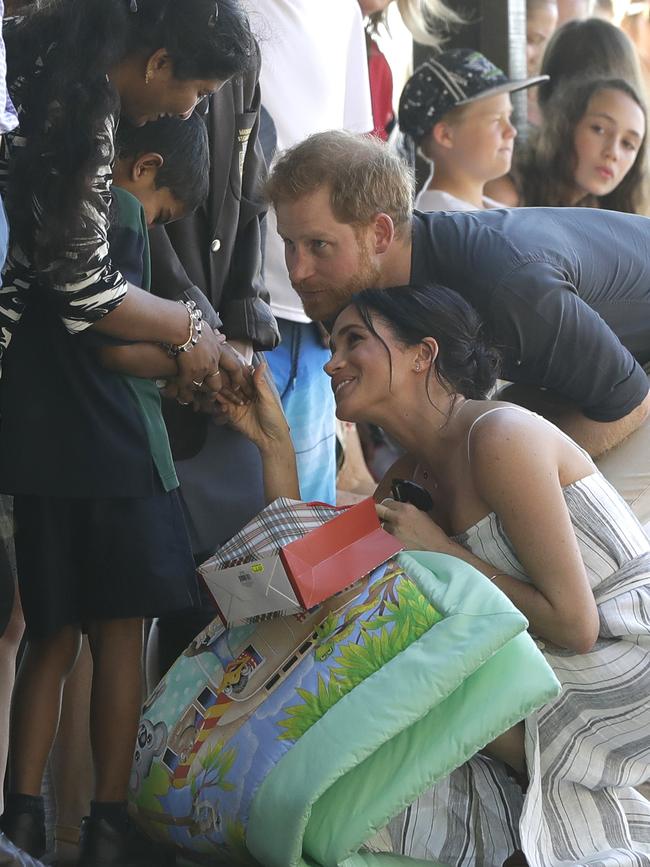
[[390, 479, 434, 513]]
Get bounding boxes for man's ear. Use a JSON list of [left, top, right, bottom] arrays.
[[131, 153, 164, 183], [372, 212, 395, 255], [431, 120, 455, 150]]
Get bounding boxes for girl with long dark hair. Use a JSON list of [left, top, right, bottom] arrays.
[[0, 2, 255, 865], [221, 284, 650, 867], [513, 77, 648, 212]]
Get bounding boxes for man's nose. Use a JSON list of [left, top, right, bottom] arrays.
[[288, 249, 314, 284]]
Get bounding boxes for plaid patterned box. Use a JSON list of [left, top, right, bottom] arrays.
[[199, 498, 403, 627], [208, 498, 347, 569]]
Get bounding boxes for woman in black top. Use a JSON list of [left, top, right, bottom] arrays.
[[0, 2, 255, 865]]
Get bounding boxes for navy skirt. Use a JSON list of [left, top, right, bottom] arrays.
[[14, 488, 199, 639]]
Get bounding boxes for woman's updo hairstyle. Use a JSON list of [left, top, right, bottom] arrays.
[[350, 284, 500, 401], [6, 0, 253, 272]]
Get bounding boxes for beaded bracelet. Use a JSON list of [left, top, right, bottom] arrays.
[[165, 300, 204, 357]]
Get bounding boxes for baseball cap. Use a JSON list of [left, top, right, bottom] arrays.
[[399, 48, 549, 141]]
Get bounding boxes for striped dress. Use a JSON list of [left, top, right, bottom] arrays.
[[389, 429, 650, 866]]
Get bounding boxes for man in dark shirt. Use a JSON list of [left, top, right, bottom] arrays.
[[266, 130, 650, 521]]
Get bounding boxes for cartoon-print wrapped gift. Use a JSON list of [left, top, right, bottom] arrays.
[[129, 499, 560, 867]]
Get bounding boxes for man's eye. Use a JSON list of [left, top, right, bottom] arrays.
[[312, 240, 328, 251]]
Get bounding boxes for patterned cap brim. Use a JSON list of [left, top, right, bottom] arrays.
[[454, 74, 549, 107]]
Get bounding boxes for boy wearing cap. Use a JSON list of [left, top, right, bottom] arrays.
[[399, 48, 546, 211]]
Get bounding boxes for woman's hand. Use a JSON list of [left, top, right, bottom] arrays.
[[375, 499, 452, 552], [215, 360, 291, 452], [175, 327, 225, 404], [217, 340, 255, 401], [175, 332, 255, 406]]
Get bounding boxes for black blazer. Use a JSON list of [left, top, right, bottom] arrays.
[[149, 43, 279, 351], [146, 48, 277, 550]]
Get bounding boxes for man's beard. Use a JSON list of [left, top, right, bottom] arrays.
[[296, 241, 381, 325]]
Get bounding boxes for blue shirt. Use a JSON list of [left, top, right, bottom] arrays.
[[410, 207, 650, 422], [0, 5, 17, 135]]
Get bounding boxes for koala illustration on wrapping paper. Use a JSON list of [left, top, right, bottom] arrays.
[[130, 719, 168, 792]]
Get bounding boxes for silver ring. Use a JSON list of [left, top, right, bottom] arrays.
[[206, 370, 221, 380], [192, 379, 204, 388]]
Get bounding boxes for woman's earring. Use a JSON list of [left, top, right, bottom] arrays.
[[145, 68, 152, 85], [415, 362, 421, 372]]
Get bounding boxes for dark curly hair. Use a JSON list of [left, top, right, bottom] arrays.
[[348, 284, 500, 405], [519, 77, 647, 213], [5, 0, 253, 276]]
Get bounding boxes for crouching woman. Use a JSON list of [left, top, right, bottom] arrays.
[[220, 283, 650, 867]]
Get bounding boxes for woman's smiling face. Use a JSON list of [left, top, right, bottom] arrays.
[[325, 305, 408, 423]]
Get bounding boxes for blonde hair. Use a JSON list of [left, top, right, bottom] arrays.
[[399, 0, 462, 45], [368, 0, 463, 48], [266, 130, 414, 232]]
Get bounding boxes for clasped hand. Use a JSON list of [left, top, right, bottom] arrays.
[[165, 330, 255, 408], [213, 360, 291, 450]]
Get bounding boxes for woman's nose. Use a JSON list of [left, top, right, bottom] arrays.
[[603, 136, 620, 161], [323, 352, 342, 376]]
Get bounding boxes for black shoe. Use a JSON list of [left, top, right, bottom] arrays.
[[0, 813, 46, 861], [77, 817, 174, 867]]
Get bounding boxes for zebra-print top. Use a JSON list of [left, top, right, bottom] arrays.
[[0, 58, 127, 372]]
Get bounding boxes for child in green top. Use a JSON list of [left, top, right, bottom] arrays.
[[3, 115, 214, 867], [103, 114, 213, 492]]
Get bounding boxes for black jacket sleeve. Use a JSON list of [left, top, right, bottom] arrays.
[[149, 44, 279, 352], [218, 45, 279, 350]]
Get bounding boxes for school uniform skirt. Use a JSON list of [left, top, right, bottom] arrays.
[[13, 488, 200, 639]]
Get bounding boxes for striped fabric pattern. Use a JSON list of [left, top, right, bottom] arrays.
[[390, 472, 650, 867]]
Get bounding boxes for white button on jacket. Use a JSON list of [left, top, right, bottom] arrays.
[[211, 239, 221, 253]]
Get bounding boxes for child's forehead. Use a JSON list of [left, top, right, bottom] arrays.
[[444, 91, 513, 122]]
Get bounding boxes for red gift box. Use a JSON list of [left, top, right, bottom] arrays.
[[281, 497, 404, 608]]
